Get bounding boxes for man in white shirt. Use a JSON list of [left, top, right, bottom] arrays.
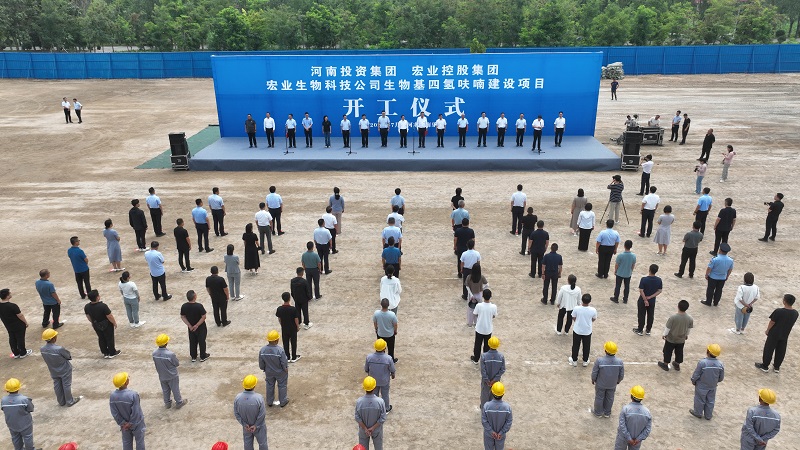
[[476, 112, 489, 147], [554, 111, 566, 147], [387, 207, 405, 231], [471, 288, 497, 364], [669, 110, 681, 142], [514, 113, 526, 147], [569, 294, 597, 366], [264, 112, 275, 148], [340, 114, 352, 148], [637, 155, 654, 196], [460, 239, 480, 299], [377, 111, 391, 147], [496, 113, 508, 147], [415, 112, 428, 148], [359, 114, 370, 148], [647, 115, 661, 127], [302, 112, 314, 148], [457, 113, 469, 148], [322, 206, 339, 253], [146, 187, 165, 237], [639, 186, 660, 238], [510, 184, 527, 235], [531, 115, 544, 152], [397, 115, 409, 148], [61, 97, 73, 124], [72, 98, 83, 123], [313, 218, 333, 274], [435, 114, 447, 148], [255, 202, 274, 255], [285, 114, 297, 148]]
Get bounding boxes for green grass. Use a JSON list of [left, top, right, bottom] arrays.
[[136, 126, 220, 169]]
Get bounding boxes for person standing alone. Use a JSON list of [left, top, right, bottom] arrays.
[[759, 193, 784, 242], [129, 199, 149, 252], [755, 293, 798, 374], [205, 266, 230, 327], [510, 185, 526, 235], [245, 114, 257, 148], [553, 112, 566, 147]]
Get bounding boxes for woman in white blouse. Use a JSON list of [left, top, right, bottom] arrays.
[[577, 203, 596, 251], [118, 271, 145, 328], [731, 272, 759, 335], [555, 274, 582, 335], [380, 265, 402, 314]]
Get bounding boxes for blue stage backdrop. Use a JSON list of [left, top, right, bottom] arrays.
[[211, 53, 602, 138]]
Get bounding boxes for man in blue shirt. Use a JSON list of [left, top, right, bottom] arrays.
[[702, 243, 733, 307], [451, 200, 469, 231], [633, 264, 662, 336], [381, 238, 401, 278], [266, 186, 284, 236], [693, 188, 712, 234], [208, 187, 227, 237], [377, 111, 391, 147], [145, 187, 165, 237], [382, 218, 402, 249], [36, 269, 63, 328], [595, 219, 621, 279], [191, 198, 213, 253], [67, 236, 91, 299], [611, 240, 636, 304], [391, 188, 405, 215], [541, 243, 562, 304], [145, 241, 172, 301], [302, 112, 313, 148]]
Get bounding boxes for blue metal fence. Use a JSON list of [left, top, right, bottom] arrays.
[[1, 45, 798, 79]]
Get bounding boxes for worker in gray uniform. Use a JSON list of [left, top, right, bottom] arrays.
[[152, 334, 187, 410], [109, 372, 146, 450], [481, 381, 512, 450], [355, 376, 386, 450], [259, 330, 289, 408], [40, 329, 82, 407], [234, 375, 269, 450], [614, 385, 651, 450], [591, 341, 624, 417], [480, 336, 506, 408], [689, 343, 724, 420], [365, 339, 395, 413], [1, 378, 40, 450], [740, 388, 781, 449]]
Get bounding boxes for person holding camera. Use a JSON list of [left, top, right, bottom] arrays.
[[607, 175, 624, 224], [694, 159, 707, 194], [730, 272, 759, 335], [759, 193, 784, 242]]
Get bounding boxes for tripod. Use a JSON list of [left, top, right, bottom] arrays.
[[600, 198, 629, 225], [409, 128, 421, 155], [283, 127, 294, 155]]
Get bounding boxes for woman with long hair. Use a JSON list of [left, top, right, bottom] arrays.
[[242, 223, 260, 274], [380, 265, 402, 314], [570, 189, 588, 235], [465, 263, 488, 327]]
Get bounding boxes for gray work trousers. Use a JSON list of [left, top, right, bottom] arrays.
[[160, 377, 182, 405], [265, 372, 288, 405], [123, 296, 140, 324], [374, 384, 390, 409], [52, 371, 74, 406], [358, 425, 383, 450], [740, 434, 766, 450], [121, 423, 146, 450], [483, 432, 506, 450], [243, 424, 268, 450], [257, 225, 273, 253], [594, 386, 616, 416], [227, 273, 241, 299], [610, 201, 621, 223], [480, 381, 495, 408], [614, 434, 642, 450], [9, 424, 34, 450], [694, 386, 716, 419]]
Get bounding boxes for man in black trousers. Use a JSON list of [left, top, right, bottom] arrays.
[[128, 199, 148, 251], [699, 128, 714, 160], [679, 113, 690, 145], [205, 266, 230, 327], [759, 193, 784, 242], [173, 219, 193, 272], [291, 267, 313, 330], [245, 114, 257, 148], [755, 293, 798, 374], [454, 218, 475, 278], [527, 221, 549, 278], [711, 197, 736, 256]]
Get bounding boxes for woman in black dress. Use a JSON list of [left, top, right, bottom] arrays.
[[242, 223, 260, 274]]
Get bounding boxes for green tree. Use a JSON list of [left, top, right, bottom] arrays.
[[209, 6, 249, 50], [732, 0, 777, 43], [520, 0, 578, 47], [303, 3, 341, 49], [440, 16, 468, 48], [629, 5, 658, 45], [262, 5, 302, 49], [0, 0, 37, 49], [695, 0, 736, 44], [589, 3, 631, 45], [662, 2, 697, 45]]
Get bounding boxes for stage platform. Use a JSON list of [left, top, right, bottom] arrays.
[[188, 136, 620, 172]]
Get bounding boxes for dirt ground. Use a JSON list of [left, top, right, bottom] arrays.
[[0, 73, 798, 449]]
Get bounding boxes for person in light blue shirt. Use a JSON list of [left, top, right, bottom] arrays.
[[611, 240, 636, 304], [144, 241, 172, 301], [702, 243, 733, 307], [208, 187, 227, 237], [36, 269, 63, 328], [382, 218, 402, 249], [595, 219, 621, 278], [145, 187, 164, 236], [266, 186, 284, 235], [285, 114, 297, 148], [391, 188, 405, 215], [340, 114, 351, 148], [694, 188, 713, 234], [67, 236, 91, 299], [191, 199, 212, 253], [377, 111, 391, 147], [451, 200, 470, 231], [302, 112, 313, 148]]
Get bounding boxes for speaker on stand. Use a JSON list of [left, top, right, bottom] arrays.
[[621, 131, 641, 170], [169, 132, 190, 170]]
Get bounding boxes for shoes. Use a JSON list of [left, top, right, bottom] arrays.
[[509, 231, 515, 235], [609, 297, 619, 303], [191, 358, 197, 363], [754, 363, 769, 373], [632, 328, 643, 336], [316, 295, 323, 300], [269, 250, 276, 254], [582, 360, 589, 367], [603, 414, 610, 418], [67, 395, 83, 407], [689, 409, 703, 419], [386, 405, 393, 413], [709, 251, 716, 256], [280, 399, 290, 407], [470, 356, 478, 365], [278, 231, 285, 235], [186, 267, 195, 272], [773, 368, 780, 374], [134, 321, 146, 328], [568, 357, 577, 367], [554, 325, 561, 335], [769, 237, 775, 241], [519, 251, 525, 255], [18, 349, 33, 359], [220, 232, 228, 236], [324, 270, 333, 275], [164, 295, 172, 301], [595, 273, 603, 279], [393, 357, 398, 363], [673, 362, 680, 371], [646, 331, 651, 336], [108, 350, 121, 359], [166, 401, 172, 409], [200, 354, 211, 362], [175, 399, 188, 409], [729, 328, 742, 335], [528, 273, 535, 278], [658, 361, 669, 371], [674, 273, 683, 278], [303, 323, 313, 330], [700, 301, 712, 306], [53, 322, 64, 329], [206, 248, 214, 253], [156, 233, 166, 237], [222, 321, 231, 326], [541, 298, 547, 305]]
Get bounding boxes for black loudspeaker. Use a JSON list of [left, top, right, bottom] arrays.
[[623, 142, 641, 156], [624, 131, 643, 144], [169, 132, 188, 156], [622, 154, 641, 166]]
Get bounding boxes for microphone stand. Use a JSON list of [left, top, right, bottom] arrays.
[[283, 125, 294, 155]]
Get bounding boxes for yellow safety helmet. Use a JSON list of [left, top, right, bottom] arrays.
[[707, 344, 721, 357], [488, 336, 500, 349], [42, 329, 58, 341], [363, 376, 377, 392], [759, 388, 777, 405], [491, 381, 505, 397], [112, 372, 129, 388], [374, 339, 387, 351], [630, 385, 645, 400], [155, 334, 170, 347], [242, 375, 258, 390], [604, 341, 618, 355], [4, 378, 21, 393], [267, 330, 280, 342]]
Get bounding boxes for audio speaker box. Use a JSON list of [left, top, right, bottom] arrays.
[[623, 142, 641, 156], [624, 131, 643, 144], [622, 154, 641, 167]]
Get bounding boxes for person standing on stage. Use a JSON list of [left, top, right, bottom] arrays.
[[321, 115, 332, 148], [596, 220, 620, 279], [192, 198, 213, 253], [266, 186, 284, 236], [515, 113, 526, 147], [531, 115, 544, 151], [263, 112, 275, 148], [760, 193, 784, 242], [435, 114, 447, 148], [208, 187, 227, 237], [378, 111, 390, 148], [610, 79, 619, 100], [302, 112, 313, 148], [146, 187, 165, 237], [554, 111, 566, 147], [476, 112, 489, 147], [415, 112, 428, 148], [62, 97, 73, 123], [358, 114, 370, 148], [340, 114, 352, 148], [496, 112, 508, 147], [670, 110, 681, 142], [68, 236, 92, 299], [680, 113, 691, 145], [510, 184, 527, 235], [285, 113, 297, 148], [397, 115, 409, 148], [129, 199, 149, 252], [245, 114, 257, 148], [457, 113, 468, 148]]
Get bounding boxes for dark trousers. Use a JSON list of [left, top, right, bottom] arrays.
[[437, 129, 445, 147], [542, 275, 558, 303], [287, 129, 296, 147], [762, 335, 788, 369], [316, 243, 330, 272], [699, 147, 711, 161], [211, 298, 228, 325], [257, 225, 273, 252], [640, 209, 655, 236], [306, 268, 321, 298], [765, 217, 779, 239], [266, 128, 275, 147], [360, 129, 369, 147], [151, 273, 168, 299], [296, 300, 310, 325], [578, 228, 592, 251], [671, 124, 679, 141], [7, 325, 26, 356], [461, 267, 472, 299], [597, 245, 615, 277], [639, 172, 650, 195], [458, 128, 467, 147], [149, 208, 163, 235], [418, 128, 426, 147], [677, 247, 698, 276], [530, 251, 544, 276], [636, 298, 655, 333], [399, 129, 407, 147], [456, 250, 465, 276], [268, 208, 282, 233], [211, 209, 225, 235], [477, 128, 487, 146], [327, 228, 337, 252], [713, 229, 730, 254], [378, 333, 396, 359], [680, 128, 689, 144], [188, 325, 208, 359], [515, 128, 524, 146], [571, 333, 591, 362], [380, 128, 388, 146], [304, 128, 313, 146], [532, 130, 542, 150], [557, 308, 573, 333], [134, 229, 147, 249], [696, 210, 709, 234], [511, 206, 524, 234], [705, 278, 726, 305], [74, 270, 91, 298], [663, 340, 684, 364], [64, 108, 72, 123], [613, 276, 631, 302], [611, 90, 617, 100], [342, 130, 350, 147], [555, 128, 564, 145], [473, 331, 491, 361], [177, 247, 191, 271], [497, 127, 506, 146], [93, 323, 117, 356], [520, 229, 533, 253], [195, 223, 210, 251], [248, 132, 257, 147], [282, 330, 298, 359], [42, 304, 60, 327]]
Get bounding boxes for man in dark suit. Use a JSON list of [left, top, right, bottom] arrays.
[[128, 199, 148, 251], [679, 113, 691, 145], [699, 128, 714, 160], [291, 267, 313, 330]]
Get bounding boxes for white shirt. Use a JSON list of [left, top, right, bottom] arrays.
[[496, 117, 508, 128], [532, 119, 544, 130], [377, 116, 390, 128], [380, 276, 402, 310], [511, 191, 527, 207], [648, 117, 660, 127], [313, 227, 332, 244], [255, 209, 273, 226], [457, 118, 469, 128], [397, 119, 409, 131], [672, 115, 681, 125], [61, 100, 70, 109], [263, 117, 275, 129], [321, 212, 337, 229], [642, 160, 654, 174], [285, 119, 296, 129], [555, 285, 582, 311], [118, 280, 139, 299], [642, 193, 660, 210], [388, 212, 405, 228], [359, 119, 370, 130], [435, 118, 447, 130], [577, 210, 595, 229], [340, 119, 351, 130], [515, 118, 526, 129], [554, 117, 566, 128], [460, 249, 481, 269], [473, 301, 497, 335], [571, 305, 597, 335], [415, 117, 429, 129], [477, 117, 489, 128], [734, 284, 760, 309]]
